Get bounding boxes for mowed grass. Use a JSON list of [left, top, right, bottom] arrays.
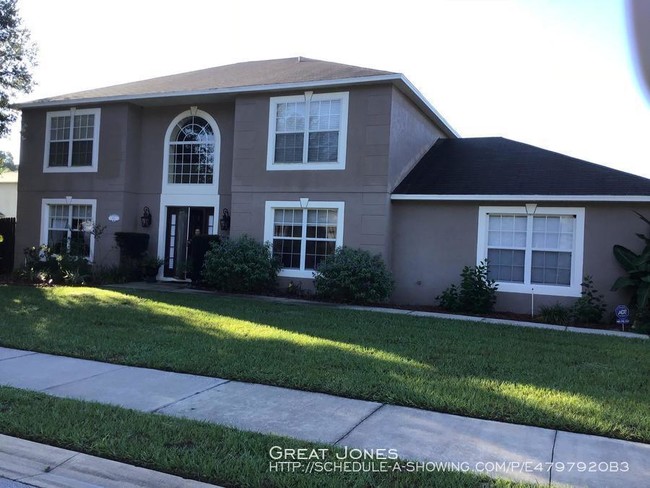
[[1, 285, 649, 443], [0, 387, 524, 488]]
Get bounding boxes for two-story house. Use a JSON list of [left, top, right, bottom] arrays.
[[15, 57, 650, 313]]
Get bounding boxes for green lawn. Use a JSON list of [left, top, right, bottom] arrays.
[[1, 285, 649, 444], [0, 387, 522, 488]]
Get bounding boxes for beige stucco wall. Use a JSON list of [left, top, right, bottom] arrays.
[[0, 172, 18, 218], [16, 101, 234, 265], [230, 86, 395, 259], [15, 83, 449, 281], [391, 200, 650, 315], [230, 85, 444, 268]]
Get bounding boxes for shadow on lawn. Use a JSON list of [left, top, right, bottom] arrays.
[[2, 286, 649, 442]]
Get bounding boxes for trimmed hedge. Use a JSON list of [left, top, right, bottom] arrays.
[[114, 232, 149, 259], [314, 247, 394, 304], [202, 235, 280, 293]]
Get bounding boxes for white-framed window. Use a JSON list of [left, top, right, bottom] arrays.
[[168, 115, 215, 184], [264, 200, 345, 278], [161, 108, 221, 195], [43, 108, 101, 172], [40, 199, 97, 261], [476, 206, 585, 297], [267, 92, 349, 171]]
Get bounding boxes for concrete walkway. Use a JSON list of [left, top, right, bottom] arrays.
[[0, 434, 219, 488], [1, 347, 648, 487], [106, 282, 649, 341]]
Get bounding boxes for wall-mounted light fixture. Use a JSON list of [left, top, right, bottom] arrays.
[[141, 206, 152, 228], [219, 208, 231, 231]]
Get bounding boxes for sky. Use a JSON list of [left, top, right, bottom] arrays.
[[2, 0, 649, 177]]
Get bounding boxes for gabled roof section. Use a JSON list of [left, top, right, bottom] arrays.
[[21, 57, 394, 105], [393, 137, 650, 201]]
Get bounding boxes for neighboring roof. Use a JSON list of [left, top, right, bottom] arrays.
[[0, 171, 18, 184], [393, 137, 650, 201], [16, 57, 458, 138]]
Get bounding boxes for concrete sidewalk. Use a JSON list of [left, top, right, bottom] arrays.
[[1, 346, 649, 487], [0, 434, 219, 488]]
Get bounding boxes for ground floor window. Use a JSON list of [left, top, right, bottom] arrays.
[[264, 200, 344, 278], [477, 206, 584, 297], [40, 199, 97, 260]]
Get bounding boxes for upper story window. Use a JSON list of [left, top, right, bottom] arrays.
[[168, 115, 215, 184], [267, 92, 349, 171], [162, 108, 220, 194], [44, 108, 101, 173], [477, 206, 585, 297]]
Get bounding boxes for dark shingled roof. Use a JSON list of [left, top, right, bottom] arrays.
[[394, 137, 650, 196], [24, 57, 395, 105]]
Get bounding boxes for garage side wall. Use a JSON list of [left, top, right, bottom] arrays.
[[391, 201, 650, 314]]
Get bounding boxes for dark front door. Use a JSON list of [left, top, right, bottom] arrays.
[[164, 207, 214, 278]]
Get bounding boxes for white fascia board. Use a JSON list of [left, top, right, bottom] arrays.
[[391, 194, 650, 202], [15, 74, 402, 109]]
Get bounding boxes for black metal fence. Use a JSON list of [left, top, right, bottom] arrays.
[[0, 217, 16, 274]]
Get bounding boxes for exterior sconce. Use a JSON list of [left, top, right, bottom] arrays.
[[220, 208, 231, 231], [141, 206, 152, 228]]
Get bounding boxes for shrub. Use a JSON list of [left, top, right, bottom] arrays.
[[538, 303, 573, 326], [189, 234, 221, 282], [572, 275, 606, 325], [537, 277, 607, 326], [202, 235, 280, 293], [313, 247, 394, 304], [19, 245, 92, 285], [436, 260, 498, 314], [611, 211, 650, 331], [114, 232, 149, 260]]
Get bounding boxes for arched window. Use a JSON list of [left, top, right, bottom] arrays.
[[168, 115, 215, 184]]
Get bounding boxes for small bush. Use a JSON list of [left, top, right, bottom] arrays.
[[313, 247, 394, 304], [202, 235, 280, 293], [436, 260, 498, 314], [90, 265, 130, 285], [632, 307, 650, 333], [538, 303, 573, 326], [572, 275, 606, 325], [537, 277, 607, 326], [114, 232, 149, 260], [285, 280, 313, 299], [19, 245, 92, 285]]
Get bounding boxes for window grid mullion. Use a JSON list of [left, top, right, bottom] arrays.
[[300, 209, 307, 270], [524, 215, 533, 286], [302, 97, 310, 164], [67, 113, 75, 168]]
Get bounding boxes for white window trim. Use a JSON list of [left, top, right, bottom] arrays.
[[161, 108, 221, 195], [40, 198, 98, 261], [476, 206, 585, 297], [43, 108, 101, 173], [266, 91, 349, 171], [264, 200, 345, 278]]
